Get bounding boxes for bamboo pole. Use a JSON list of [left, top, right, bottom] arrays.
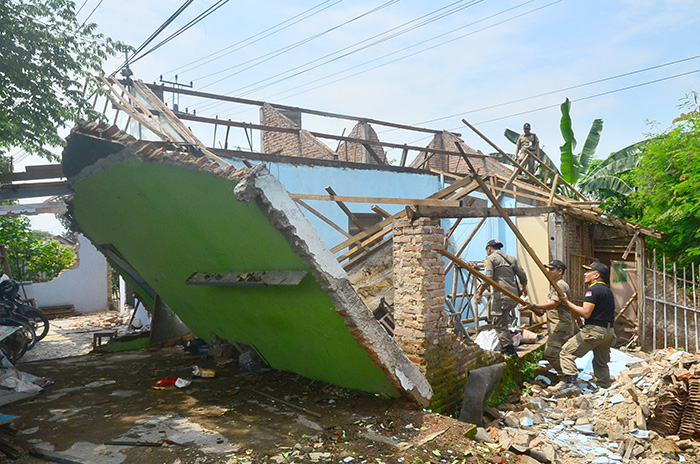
[[439, 249, 527, 305], [455, 143, 565, 300], [693, 262, 698, 352], [684, 266, 688, 351]]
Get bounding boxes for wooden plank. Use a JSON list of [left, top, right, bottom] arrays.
[[337, 225, 393, 263], [615, 291, 638, 323], [325, 186, 365, 231], [330, 212, 401, 254], [400, 145, 408, 167], [456, 144, 566, 300], [405, 206, 558, 219], [29, 446, 85, 464], [362, 143, 385, 165], [0, 165, 63, 182], [370, 205, 392, 218], [296, 199, 352, 238], [622, 231, 640, 261], [291, 193, 460, 208], [439, 249, 527, 305]]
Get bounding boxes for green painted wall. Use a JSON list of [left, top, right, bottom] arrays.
[[72, 159, 397, 396]]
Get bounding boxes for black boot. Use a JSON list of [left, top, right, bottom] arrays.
[[554, 375, 581, 398]]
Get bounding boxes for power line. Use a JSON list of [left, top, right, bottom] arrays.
[[129, 0, 230, 66], [193, 0, 485, 114], [164, 0, 343, 77], [195, 0, 404, 90], [80, 0, 104, 26], [262, 0, 542, 102], [472, 68, 700, 126], [111, 0, 196, 76], [75, 0, 90, 16]]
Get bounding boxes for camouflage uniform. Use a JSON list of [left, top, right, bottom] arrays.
[[516, 132, 539, 174], [484, 250, 528, 351], [543, 279, 577, 374]]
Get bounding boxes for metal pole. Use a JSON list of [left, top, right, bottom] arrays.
[[674, 262, 678, 349], [684, 266, 688, 351], [653, 249, 657, 350], [663, 253, 668, 348]]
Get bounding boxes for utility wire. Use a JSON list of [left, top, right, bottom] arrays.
[[75, 0, 90, 16], [164, 0, 343, 77], [472, 68, 700, 126], [195, 0, 404, 90], [193, 0, 484, 114], [111, 0, 195, 76], [129, 0, 230, 66], [412, 53, 700, 126], [80, 0, 104, 26], [263, 0, 540, 102]]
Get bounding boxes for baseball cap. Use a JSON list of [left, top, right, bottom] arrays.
[[523, 123, 531, 129], [544, 259, 567, 271], [485, 239, 504, 249], [583, 262, 609, 279]]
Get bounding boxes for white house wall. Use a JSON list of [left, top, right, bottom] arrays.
[[24, 234, 109, 313]]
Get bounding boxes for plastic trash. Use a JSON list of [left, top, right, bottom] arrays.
[[192, 366, 216, 378], [238, 350, 268, 372], [174, 378, 191, 388], [155, 377, 178, 387]]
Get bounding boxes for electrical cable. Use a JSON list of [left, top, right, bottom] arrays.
[[110, 0, 195, 76], [75, 0, 90, 16], [164, 0, 343, 77], [194, 0, 404, 89], [192, 0, 486, 114], [261, 0, 541, 102], [80, 0, 104, 26], [128, 0, 230, 66]]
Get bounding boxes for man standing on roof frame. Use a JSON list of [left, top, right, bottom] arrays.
[[514, 122, 540, 175], [555, 262, 617, 397], [475, 239, 528, 359]]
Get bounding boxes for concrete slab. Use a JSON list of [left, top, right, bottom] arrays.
[[61, 123, 432, 405]]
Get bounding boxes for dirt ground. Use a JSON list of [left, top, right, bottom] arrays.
[[2, 312, 519, 464]]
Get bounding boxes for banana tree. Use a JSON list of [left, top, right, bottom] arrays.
[[578, 141, 646, 195], [559, 98, 604, 185]]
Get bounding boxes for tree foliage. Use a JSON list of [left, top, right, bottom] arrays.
[[0, 0, 126, 159], [633, 92, 700, 267], [0, 216, 75, 282]]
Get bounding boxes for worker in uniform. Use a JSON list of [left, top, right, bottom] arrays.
[[555, 262, 617, 397], [519, 260, 577, 374], [475, 239, 528, 358], [514, 122, 540, 175]]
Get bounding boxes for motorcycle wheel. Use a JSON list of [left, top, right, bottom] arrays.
[[28, 313, 49, 341]]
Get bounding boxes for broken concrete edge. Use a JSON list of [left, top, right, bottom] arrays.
[[234, 164, 434, 406]]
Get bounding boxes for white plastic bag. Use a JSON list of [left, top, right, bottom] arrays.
[[474, 329, 501, 351]]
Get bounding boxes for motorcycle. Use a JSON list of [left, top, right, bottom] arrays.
[[0, 277, 49, 362]]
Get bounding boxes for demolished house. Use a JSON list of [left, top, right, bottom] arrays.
[[56, 77, 700, 422]]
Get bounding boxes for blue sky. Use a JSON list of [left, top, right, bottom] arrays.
[[19, 0, 700, 231]]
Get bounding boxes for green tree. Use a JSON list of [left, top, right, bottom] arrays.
[[0, 0, 126, 159], [0, 216, 75, 281], [633, 92, 700, 268]]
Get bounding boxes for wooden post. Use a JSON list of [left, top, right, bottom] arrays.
[[224, 121, 231, 150], [454, 143, 565, 300], [325, 186, 365, 232], [637, 236, 646, 349], [693, 262, 698, 352], [400, 144, 408, 167], [684, 266, 688, 351], [663, 253, 667, 348], [0, 244, 12, 277]]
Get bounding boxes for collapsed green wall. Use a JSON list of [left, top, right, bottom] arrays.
[[71, 158, 398, 397]]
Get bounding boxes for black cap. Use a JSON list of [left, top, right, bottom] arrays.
[[523, 123, 531, 129], [486, 239, 503, 249], [583, 262, 609, 279], [544, 259, 567, 271]]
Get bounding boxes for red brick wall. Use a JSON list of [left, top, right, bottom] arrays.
[[260, 103, 336, 160], [336, 122, 387, 164], [392, 217, 485, 412]]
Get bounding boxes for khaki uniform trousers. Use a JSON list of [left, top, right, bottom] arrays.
[[560, 325, 617, 388], [543, 310, 577, 374], [491, 295, 517, 350]]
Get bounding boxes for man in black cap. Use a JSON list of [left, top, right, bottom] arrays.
[[475, 239, 528, 358], [519, 260, 577, 375], [555, 261, 617, 397], [514, 123, 540, 175]]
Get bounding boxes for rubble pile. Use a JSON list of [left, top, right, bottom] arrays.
[[479, 348, 700, 463]]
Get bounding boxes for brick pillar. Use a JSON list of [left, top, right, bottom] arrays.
[[393, 217, 485, 413]]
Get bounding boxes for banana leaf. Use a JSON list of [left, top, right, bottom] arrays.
[[579, 175, 634, 196], [579, 118, 604, 175], [559, 98, 577, 183]]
